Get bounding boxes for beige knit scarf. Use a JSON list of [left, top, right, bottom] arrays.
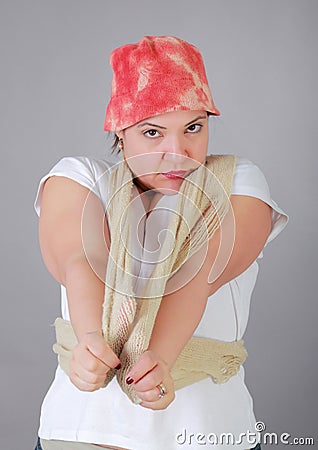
[[53, 154, 248, 403]]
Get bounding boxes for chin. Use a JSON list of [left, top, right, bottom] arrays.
[[154, 179, 184, 195], [136, 174, 183, 195]]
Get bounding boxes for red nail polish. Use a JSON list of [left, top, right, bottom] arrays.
[[126, 376, 134, 385], [115, 363, 122, 370]]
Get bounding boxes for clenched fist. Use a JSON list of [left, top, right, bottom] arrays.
[[69, 331, 121, 392], [126, 349, 175, 410]]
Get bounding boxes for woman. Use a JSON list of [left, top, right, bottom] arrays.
[[34, 36, 288, 449]]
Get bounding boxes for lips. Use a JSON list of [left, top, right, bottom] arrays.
[[162, 170, 188, 179]]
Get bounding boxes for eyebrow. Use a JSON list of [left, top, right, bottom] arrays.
[[137, 115, 207, 129]]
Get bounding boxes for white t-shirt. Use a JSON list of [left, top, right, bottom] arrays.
[[34, 155, 288, 450]]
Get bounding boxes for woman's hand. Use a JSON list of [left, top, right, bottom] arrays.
[[126, 350, 175, 410], [69, 331, 121, 392]]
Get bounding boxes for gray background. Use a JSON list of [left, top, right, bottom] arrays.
[[1, 0, 317, 448]]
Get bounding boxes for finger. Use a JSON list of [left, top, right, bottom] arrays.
[[83, 333, 121, 370], [133, 365, 163, 393], [140, 401, 166, 410], [69, 370, 101, 392], [126, 350, 158, 385], [72, 346, 110, 375], [136, 384, 167, 403], [73, 360, 110, 386], [140, 393, 175, 411]]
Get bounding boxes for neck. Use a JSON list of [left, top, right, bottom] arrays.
[[133, 176, 153, 196]]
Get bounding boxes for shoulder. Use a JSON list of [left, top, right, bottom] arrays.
[[46, 155, 116, 181], [205, 154, 289, 291], [230, 155, 289, 248], [34, 155, 118, 217], [231, 155, 270, 198]]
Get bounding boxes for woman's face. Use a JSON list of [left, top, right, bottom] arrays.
[[117, 110, 209, 194]]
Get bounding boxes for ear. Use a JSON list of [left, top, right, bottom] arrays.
[[116, 130, 124, 139]]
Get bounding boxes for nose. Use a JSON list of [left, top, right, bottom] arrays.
[[162, 135, 189, 162]]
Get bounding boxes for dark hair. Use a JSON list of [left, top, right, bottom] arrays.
[[109, 133, 120, 154]]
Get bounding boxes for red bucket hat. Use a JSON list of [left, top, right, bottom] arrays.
[[104, 36, 220, 132]]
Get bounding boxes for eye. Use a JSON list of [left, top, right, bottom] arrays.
[[186, 123, 202, 133], [143, 129, 161, 138]]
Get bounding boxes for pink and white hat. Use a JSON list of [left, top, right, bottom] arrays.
[[104, 35, 220, 132]]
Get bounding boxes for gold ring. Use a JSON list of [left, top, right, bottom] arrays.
[[157, 382, 167, 399]]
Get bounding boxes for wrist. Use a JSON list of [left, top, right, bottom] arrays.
[[85, 329, 104, 337], [146, 346, 173, 371], [70, 325, 105, 344]]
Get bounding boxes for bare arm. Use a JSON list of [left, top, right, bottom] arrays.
[[39, 176, 121, 389], [147, 195, 272, 369], [39, 176, 110, 338], [128, 196, 272, 409], [129, 195, 271, 410]]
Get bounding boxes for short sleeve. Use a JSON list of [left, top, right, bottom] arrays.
[[33, 156, 114, 217], [231, 156, 289, 256]]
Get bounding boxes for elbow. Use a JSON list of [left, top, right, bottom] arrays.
[[64, 254, 107, 287]]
